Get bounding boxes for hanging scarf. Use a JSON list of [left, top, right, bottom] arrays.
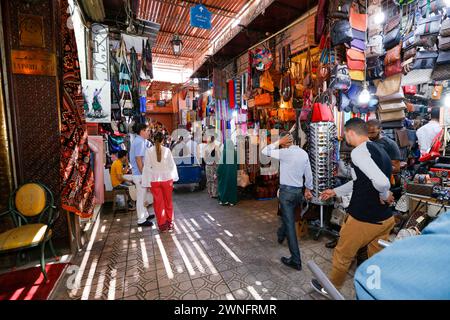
[[60, 1, 95, 218]]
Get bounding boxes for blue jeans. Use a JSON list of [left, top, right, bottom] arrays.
[[278, 185, 303, 265]]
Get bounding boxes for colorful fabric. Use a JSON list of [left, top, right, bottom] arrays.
[[60, 1, 95, 218]]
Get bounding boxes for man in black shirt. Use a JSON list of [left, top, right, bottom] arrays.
[[311, 118, 396, 297]]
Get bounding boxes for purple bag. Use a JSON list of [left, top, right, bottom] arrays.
[[351, 39, 366, 51]]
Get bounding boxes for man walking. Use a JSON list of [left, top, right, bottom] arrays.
[[130, 123, 155, 227], [262, 132, 313, 271], [311, 118, 395, 296]]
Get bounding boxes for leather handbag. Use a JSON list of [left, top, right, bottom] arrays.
[[404, 47, 417, 60], [367, 56, 384, 80], [402, 69, 433, 85], [349, 6, 367, 32], [254, 93, 272, 106], [330, 64, 352, 90], [329, 0, 352, 19], [347, 49, 365, 70], [441, 19, 450, 37], [384, 16, 401, 35], [379, 101, 406, 112], [383, 27, 401, 50], [331, 20, 353, 46], [438, 36, 450, 51], [415, 15, 442, 37], [366, 34, 385, 57], [349, 70, 364, 81], [412, 51, 439, 69], [416, 35, 438, 48], [375, 74, 402, 97], [260, 71, 274, 92], [385, 60, 403, 77], [352, 28, 366, 41], [281, 73, 292, 101], [384, 45, 401, 65], [378, 109, 406, 122], [431, 64, 450, 81], [380, 120, 404, 128], [437, 51, 450, 65], [419, 0, 445, 17], [378, 86, 405, 102], [402, 31, 417, 50], [403, 85, 417, 95], [311, 103, 334, 122]]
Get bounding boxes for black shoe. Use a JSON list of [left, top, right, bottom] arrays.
[[277, 237, 285, 245], [138, 220, 154, 227], [280, 257, 302, 271], [311, 279, 329, 298], [325, 238, 338, 249], [146, 214, 155, 221]]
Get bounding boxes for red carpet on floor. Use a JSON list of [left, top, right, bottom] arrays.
[[0, 263, 68, 300]]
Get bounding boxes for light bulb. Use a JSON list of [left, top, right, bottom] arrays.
[[358, 88, 371, 105], [206, 90, 212, 96], [374, 11, 385, 25]]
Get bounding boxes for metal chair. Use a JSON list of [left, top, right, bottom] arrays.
[[0, 182, 59, 281]]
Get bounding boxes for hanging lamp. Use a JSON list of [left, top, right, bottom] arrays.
[[171, 34, 183, 56]]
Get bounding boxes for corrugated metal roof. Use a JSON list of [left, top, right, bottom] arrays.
[[137, 0, 251, 68]]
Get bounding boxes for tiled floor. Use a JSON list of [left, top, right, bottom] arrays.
[[50, 190, 356, 300]]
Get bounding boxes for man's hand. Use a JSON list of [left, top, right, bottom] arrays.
[[279, 134, 293, 147], [320, 189, 336, 201], [304, 189, 313, 201], [380, 192, 395, 206]]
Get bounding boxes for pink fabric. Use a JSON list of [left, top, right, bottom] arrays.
[[88, 136, 104, 204]]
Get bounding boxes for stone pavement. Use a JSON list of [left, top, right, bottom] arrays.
[[50, 189, 356, 300]]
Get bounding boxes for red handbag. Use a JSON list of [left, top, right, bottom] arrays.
[[384, 60, 402, 77], [311, 102, 334, 122], [403, 85, 417, 95], [419, 129, 444, 162]]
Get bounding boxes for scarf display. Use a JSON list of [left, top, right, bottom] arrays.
[[60, 0, 95, 218]]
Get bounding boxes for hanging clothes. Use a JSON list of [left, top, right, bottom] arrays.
[[228, 79, 236, 109], [60, 1, 95, 218]]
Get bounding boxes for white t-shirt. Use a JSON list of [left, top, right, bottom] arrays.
[[417, 121, 442, 153]]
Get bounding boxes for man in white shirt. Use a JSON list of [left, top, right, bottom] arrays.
[[262, 133, 313, 271], [417, 108, 442, 155]]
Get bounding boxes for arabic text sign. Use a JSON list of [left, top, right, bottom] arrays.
[[190, 4, 211, 30], [11, 50, 56, 76]]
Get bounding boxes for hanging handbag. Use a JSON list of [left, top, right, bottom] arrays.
[[281, 73, 292, 102], [378, 109, 406, 122], [419, 0, 445, 17], [349, 6, 367, 32], [367, 56, 384, 80], [254, 93, 272, 106], [404, 47, 417, 60], [403, 85, 417, 95], [402, 31, 417, 50], [383, 27, 401, 50], [331, 20, 353, 46], [431, 64, 450, 81], [346, 49, 365, 70], [385, 60, 403, 77], [384, 44, 401, 66], [300, 89, 313, 121], [314, 0, 329, 44], [375, 74, 402, 97], [412, 50, 439, 70], [436, 51, 450, 65], [415, 15, 442, 37], [349, 70, 364, 81], [366, 34, 385, 57], [384, 16, 401, 35], [402, 68, 433, 85], [438, 36, 450, 51], [379, 101, 406, 112], [431, 85, 443, 100], [260, 71, 275, 92], [441, 19, 450, 37], [311, 102, 334, 122], [330, 64, 352, 90]]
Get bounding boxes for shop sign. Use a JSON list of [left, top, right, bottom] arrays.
[[190, 4, 212, 30], [18, 14, 45, 48], [11, 50, 56, 76]]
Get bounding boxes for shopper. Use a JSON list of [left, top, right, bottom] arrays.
[[367, 119, 401, 174], [130, 123, 154, 227], [261, 132, 313, 271], [417, 108, 442, 156], [142, 132, 179, 232], [217, 139, 238, 206], [311, 118, 395, 296], [204, 136, 221, 198]]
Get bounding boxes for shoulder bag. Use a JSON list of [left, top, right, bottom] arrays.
[[331, 20, 353, 46], [375, 73, 402, 97], [383, 27, 401, 50], [438, 36, 450, 51], [349, 6, 367, 32], [440, 19, 450, 37], [419, 0, 445, 17], [347, 49, 365, 70], [415, 15, 442, 37], [366, 34, 385, 57], [367, 56, 384, 80], [436, 51, 450, 65], [330, 64, 352, 90], [412, 50, 439, 69], [431, 64, 450, 81], [384, 44, 401, 66]]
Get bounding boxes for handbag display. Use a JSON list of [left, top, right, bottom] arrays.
[[415, 15, 442, 37], [402, 31, 416, 50], [378, 109, 406, 122], [436, 51, 450, 65], [351, 38, 366, 52], [402, 68, 433, 85], [419, 0, 445, 17], [331, 20, 353, 46], [260, 71, 274, 92], [379, 101, 406, 112], [367, 56, 384, 80], [385, 60, 403, 77], [383, 27, 401, 50], [346, 49, 365, 70], [254, 93, 272, 106], [404, 47, 417, 60], [375, 74, 402, 97], [438, 36, 450, 51], [349, 70, 364, 81], [311, 103, 334, 122], [281, 73, 292, 101], [384, 16, 401, 35], [329, 0, 352, 19], [330, 64, 352, 90], [366, 34, 385, 57], [441, 19, 450, 37], [412, 51, 438, 69], [431, 64, 450, 81]]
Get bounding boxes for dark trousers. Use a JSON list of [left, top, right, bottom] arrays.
[[278, 185, 303, 265]]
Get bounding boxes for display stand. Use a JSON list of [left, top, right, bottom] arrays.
[[308, 203, 340, 240]]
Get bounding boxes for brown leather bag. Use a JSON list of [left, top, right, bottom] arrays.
[[384, 44, 401, 65], [349, 6, 367, 32], [254, 93, 272, 106]]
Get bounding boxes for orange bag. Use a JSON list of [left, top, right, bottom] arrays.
[[346, 49, 365, 71], [349, 6, 367, 32], [254, 93, 272, 106]]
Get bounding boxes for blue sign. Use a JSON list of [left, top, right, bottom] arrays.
[[190, 4, 212, 30]]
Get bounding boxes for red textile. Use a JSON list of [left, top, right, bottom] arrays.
[[228, 80, 236, 109], [60, 1, 95, 218], [151, 180, 174, 229], [0, 263, 68, 300]]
